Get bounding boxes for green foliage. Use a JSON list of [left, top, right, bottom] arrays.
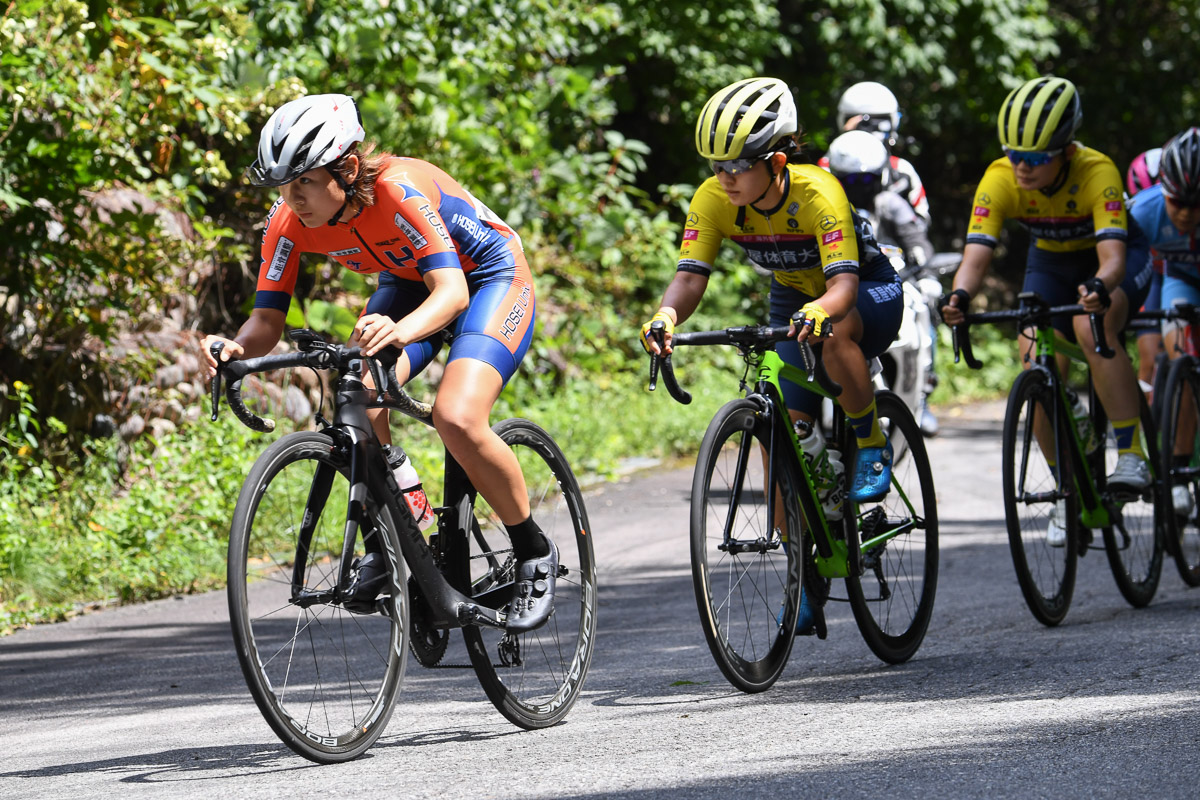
[[0, 388, 263, 632]]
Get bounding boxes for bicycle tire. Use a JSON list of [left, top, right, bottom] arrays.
[[1002, 370, 1079, 626], [227, 431, 409, 764], [845, 390, 939, 664], [690, 398, 803, 693], [461, 418, 597, 729], [1097, 392, 1163, 606], [1159, 356, 1200, 586]]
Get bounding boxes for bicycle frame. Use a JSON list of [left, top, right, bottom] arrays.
[[1023, 327, 1114, 530], [653, 326, 921, 582], [212, 342, 508, 630]]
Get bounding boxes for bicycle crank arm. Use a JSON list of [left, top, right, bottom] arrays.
[[457, 602, 507, 629]]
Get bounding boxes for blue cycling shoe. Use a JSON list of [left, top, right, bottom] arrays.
[[851, 439, 893, 503], [776, 588, 816, 636]]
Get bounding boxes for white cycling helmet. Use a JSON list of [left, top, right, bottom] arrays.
[[836, 81, 901, 135], [248, 94, 365, 187], [826, 130, 891, 182]]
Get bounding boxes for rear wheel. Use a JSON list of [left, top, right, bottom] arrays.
[[1096, 392, 1163, 606], [462, 418, 597, 729], [227, 432, 407, 764], [845, 391, 938, 664], [690, 398, 802, 693], [1002, 370, 1078, 626], [1160, 356, 1200, 586]]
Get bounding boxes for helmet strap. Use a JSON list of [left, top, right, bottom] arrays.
[[750, 154, 789, 213], [324, 163, 358, 226], [1041, 157, 1071, 197]]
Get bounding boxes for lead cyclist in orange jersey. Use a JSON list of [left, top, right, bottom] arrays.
[[201, 94, 555, 631]]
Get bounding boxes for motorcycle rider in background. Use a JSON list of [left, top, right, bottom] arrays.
[[821, 81, 931, 223], [827, 130, 941, 436]]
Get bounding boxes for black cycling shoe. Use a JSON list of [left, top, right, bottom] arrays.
[[343, 552, 388, 613], [505, 540, 559, 633]]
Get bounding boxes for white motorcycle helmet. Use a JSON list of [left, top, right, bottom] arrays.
[[836, 81, 901, 145], [827, 130, 891, 181], [248, 93, 365, 187], [827, 130, 891, 211]]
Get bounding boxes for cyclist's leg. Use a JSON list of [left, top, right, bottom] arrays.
[[1137, 265, 1165, 397], [839, 276, 904, 502], [432, 258, 553, 631], [1162, 274, 1200, 461], [1075, 243, 1152, 485], [1023, 249, 1090, 478]]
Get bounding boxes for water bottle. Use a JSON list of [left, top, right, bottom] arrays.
[[794, 419, 846, 521], [1066, 388, 1099, 455], [383, 444, 436, 531]]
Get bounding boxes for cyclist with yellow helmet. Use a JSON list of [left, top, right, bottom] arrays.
[[941, 76, 1153, 543], [641, 78, 904, 632]]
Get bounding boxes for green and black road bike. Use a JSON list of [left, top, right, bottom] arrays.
[[647, 321, 938, 693], [953, 292, 1165, 625], [210, 330, 597, 763]]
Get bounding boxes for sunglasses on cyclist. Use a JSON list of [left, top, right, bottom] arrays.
[[1005, 148, 1062, 168], [710, 153, 774, 176]]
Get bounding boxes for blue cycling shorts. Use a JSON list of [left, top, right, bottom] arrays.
[[363, 259, 535, 386]]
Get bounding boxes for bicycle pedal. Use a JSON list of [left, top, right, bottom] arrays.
[[814, 606, 828, 640]]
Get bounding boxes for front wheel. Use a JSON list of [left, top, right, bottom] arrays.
[[227, 432, 408, 764], [1002, 370, 1078, 626], [1159, 356, 1200, 586], [690, 398, 803, 693], [845, 391, 939, 664], [462, 418, 597, 729]]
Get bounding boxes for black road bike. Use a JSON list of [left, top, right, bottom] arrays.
[[210, 330, 597, 762]]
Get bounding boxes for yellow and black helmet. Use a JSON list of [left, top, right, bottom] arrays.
[[695, 77, 798, 161], [997, 76, 1082, 152]]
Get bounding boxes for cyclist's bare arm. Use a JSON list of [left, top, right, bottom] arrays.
[[356, 267, 469, 357], [647, 271, 710, 354], [941, 243, 993, 325], [1080, 238, 1127, 313], [202, 308, 286, 376]]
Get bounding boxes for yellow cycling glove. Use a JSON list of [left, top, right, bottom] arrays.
[[640, 310, 675, 352], [793, 302, 831, 338]]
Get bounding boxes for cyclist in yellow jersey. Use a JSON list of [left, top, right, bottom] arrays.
[[641, 77, 903, 587], [941, 76, 1153, 543]]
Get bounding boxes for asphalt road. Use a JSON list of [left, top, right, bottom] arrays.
[[3, 401, 1200, 799]]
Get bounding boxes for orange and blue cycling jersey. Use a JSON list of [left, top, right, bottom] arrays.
[[255, 156, 535, 384], [966, 144, 1129, 251], [678, 163, 897, 296]]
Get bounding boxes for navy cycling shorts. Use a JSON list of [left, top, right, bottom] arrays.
[[768, 274, 904, 416]]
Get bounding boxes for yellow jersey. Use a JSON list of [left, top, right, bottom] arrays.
[[677, 163, 894, 297], [966, 144, 1128, 253]]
